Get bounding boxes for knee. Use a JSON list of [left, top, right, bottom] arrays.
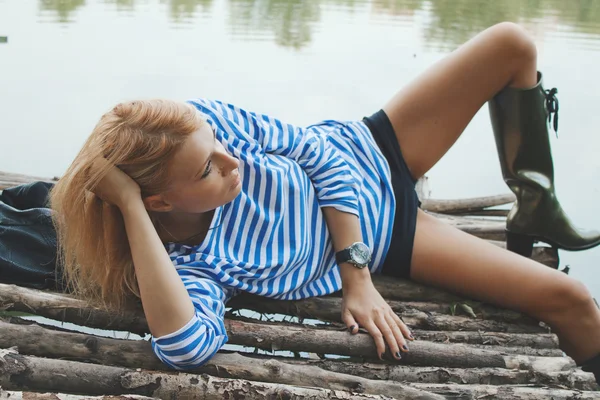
[[543, 277, 596, 322], [489, 22, 537, 65]]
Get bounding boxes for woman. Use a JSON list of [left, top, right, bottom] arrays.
[[50, 22, 600, 381]]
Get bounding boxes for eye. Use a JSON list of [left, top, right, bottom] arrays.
[[201, 160, 212, 179]]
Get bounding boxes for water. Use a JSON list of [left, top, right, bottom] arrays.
[[1, 1, 599, 310]]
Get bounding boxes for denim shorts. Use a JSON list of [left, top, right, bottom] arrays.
[[362, 110, 421, 279]]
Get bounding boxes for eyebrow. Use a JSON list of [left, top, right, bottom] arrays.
[[194, 127, 217, 179]]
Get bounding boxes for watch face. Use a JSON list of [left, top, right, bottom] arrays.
[[350, 242, 371, 265]]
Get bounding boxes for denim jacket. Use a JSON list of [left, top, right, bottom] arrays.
[[0, 181, 64, 291]]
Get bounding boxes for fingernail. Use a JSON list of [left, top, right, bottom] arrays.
[[348, 325, 355, 333], [380, 353, 385, 360], [395, 351, 402, 359], [402, 345, 409, 351]]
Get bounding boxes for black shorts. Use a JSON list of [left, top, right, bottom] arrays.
[[362, 110, 421, 279]]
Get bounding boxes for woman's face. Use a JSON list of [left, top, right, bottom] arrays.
[[157, 122, 241, 214]]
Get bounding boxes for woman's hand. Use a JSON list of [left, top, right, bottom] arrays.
[[90, 158, 141, 209], [341, 277, 414, 360]]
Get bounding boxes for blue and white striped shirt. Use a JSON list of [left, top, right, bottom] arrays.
[[151, 98, 395, 369]]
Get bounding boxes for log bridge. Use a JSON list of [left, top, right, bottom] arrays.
[[0, 171, 597, 399]]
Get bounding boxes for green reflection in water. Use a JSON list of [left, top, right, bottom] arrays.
[[372, 0, 422, 17], [37, 0, 600, 49], [424, 0, 600, 50], [39, 0, 86, 23], [228, 0, 319, 49], [161, 0, 214, 22], [104, 0, 136, 11]]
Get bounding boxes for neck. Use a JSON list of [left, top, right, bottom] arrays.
[[154, 209, 215, 244]]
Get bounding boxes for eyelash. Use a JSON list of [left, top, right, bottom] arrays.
[[201, 160, 212, 179]]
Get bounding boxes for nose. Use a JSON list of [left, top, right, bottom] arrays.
[[218, 150, 239, 176]]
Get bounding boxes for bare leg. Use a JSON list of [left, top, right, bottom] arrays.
[[383, 22, 600, 363]]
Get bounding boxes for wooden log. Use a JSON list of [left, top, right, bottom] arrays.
[[0, 171, 57, 190], [230, 293, 542, 327], [229, 301, 547, 334], [0, 348, 440, 400], [0, 318, 570, 373], [225, 320, 570, 370], [459, 209, 509, 217], [0, 283, 150, 336], [421, 193, 516, 214], [0, 283, 548, 337], [408, 382, 599, 399], [0, 320, 590, 393], [0, 390, 155, 400], [408, 330, 559, 349], [281, 359, 597, 391]]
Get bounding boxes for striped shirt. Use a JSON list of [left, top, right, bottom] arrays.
[[151, 98, 395, 369]]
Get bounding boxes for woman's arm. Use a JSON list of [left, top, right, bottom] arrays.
[[321, 207, 370, 286], [92, 160, 195, 337], [119, 197, 196, 337], [322, 206, 413, 361], [92, 162, 230, 369]]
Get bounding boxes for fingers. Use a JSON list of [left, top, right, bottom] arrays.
[[349, 312, 413, 361], [341, 309, 359, 335], [391, 312, 415, 341], [363, 320, 387, 360]]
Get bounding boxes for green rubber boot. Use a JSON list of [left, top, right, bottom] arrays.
[[488, 72, 600, 258]]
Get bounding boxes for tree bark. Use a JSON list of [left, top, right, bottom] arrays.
[[0, 319, 570, 374], [421, 194, 516, 214], [229, 294, 542, 327], [0, 348, 439, 400], [403, 330, 559, 349], [280, 359, 597, 391], [0, 283, 549, 338], [0, 171, 57, 190], [0, 390, 155, 400], [408, 382, 599, 399], [0, 321, 592, 395]]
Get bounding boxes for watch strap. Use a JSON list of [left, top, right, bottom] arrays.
[[335, 248, 352, 265]]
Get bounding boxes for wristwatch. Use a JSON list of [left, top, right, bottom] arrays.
[[335, 242, 372, 269]]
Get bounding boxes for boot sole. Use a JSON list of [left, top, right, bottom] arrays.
[[506, 230, 600, 258]]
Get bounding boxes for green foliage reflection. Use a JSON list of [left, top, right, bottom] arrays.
[[39, 0, 86, 23], [37, 0, 600, 48], [228, 0, 319, 49]]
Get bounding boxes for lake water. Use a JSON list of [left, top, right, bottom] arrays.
[[1, 0, 599, 307]]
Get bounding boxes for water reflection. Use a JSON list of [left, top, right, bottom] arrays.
[[163, 0, 214, 22], [39, 0, 86, 23], [37, 0, 600, 49], [228, 0, 319, 48], [422, 0, 600, 50]]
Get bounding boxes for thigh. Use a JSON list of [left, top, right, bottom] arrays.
[[409, 209, 577, 319], [383, 23, 536, 180]]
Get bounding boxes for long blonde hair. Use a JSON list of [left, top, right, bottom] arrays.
[[50, 99, 205, 310]]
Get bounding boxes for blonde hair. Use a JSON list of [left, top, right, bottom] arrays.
[[50, 99, 205, 310]]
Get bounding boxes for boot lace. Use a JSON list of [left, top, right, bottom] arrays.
[[545, 87, 559, 137]]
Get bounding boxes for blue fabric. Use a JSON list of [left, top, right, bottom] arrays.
[[0, 181, 64, 290]]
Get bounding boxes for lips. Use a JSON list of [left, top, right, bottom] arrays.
[[230, 171, 241, 189]]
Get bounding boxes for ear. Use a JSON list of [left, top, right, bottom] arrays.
[[143, 194, 173, 212]]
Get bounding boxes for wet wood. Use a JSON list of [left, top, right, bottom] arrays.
[[0, 348, 440, 400]]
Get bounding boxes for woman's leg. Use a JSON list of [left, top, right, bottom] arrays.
[[382, 22, 600, 363]]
